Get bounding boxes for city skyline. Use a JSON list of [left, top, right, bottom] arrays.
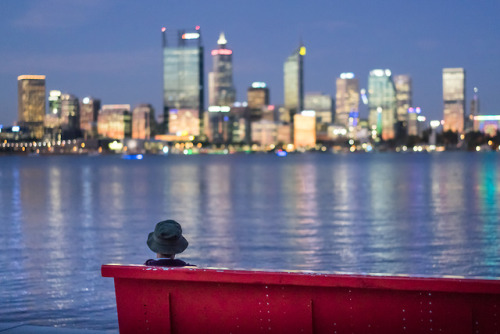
[[1, 1, 499, 126]]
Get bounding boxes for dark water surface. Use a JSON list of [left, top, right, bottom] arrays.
[[1, 152, 499, 329]]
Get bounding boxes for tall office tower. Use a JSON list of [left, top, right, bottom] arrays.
[[48, 90, 62, 117], [162, 26, 204, 136], [247, 82, 270, 120], [17, 75, 46, 139], [284, 44, 305, 134], [97, 104, 131, 139], [209, 32, 236, 107], [467, 87, 480, 132], [132, 104, 155, 140], [394, 74, 412, 123], [207, 32, 235, 144], [60, 94, 80, 131], [304, 92, 333, 132], [80, 97, 101, 138], [368, 69, 397, 140], [335, 73, 359, 128], [443, 68, 465, 133], [470, 87, 479, 117]]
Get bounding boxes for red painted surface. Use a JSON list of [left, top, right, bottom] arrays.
[[102, 264, 500, 333]]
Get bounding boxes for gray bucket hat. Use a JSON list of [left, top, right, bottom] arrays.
[[147, 220, 189, 255]]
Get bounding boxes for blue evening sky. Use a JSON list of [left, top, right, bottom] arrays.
[[0, 0, 499, 126]]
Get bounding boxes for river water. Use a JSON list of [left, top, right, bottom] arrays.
[[0, 152, 499, 330]]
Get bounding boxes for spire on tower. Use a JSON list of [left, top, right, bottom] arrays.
[[217, 32, 227, 46]]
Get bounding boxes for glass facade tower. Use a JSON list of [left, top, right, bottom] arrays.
[[443, 68, 465, 133], [368, 69, 397, 140], [208, 32, 236, 144], [17, 75, 46, 139], [162, 27, 204, 136], [210, 32, 235, 107], [284, 45, 305, 142]]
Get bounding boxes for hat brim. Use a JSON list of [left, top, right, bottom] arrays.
[[147, 231, 189, 255]]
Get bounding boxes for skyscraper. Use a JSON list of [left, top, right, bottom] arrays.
[[368, 69, 397, 140], [132, 104, 155, 140], [247, 82, 270, 121], [284, 44, 305, 129], [60, 94, 80, 131], [443, 68, 465, 133], [335, 73, 359, 129], [209, 32, 235, 107], [394, 74, 412, 123], [80, 97, 101, 138], [162, 27, 204, 136], [97, 104, 131, 139], [207, 32, 235, 144], [17, 75, 46, 139]]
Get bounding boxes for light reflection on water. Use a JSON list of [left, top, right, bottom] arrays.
[[1, 152, 500, 330]]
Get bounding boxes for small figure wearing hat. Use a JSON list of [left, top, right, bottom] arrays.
[[145, 220, 194, 267]]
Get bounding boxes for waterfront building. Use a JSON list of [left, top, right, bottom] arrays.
[[206, 105, 231, 144], [305, 92, 333, 133], [48, 90, 62, 117], [467, 87, 480, 132], [335, 73, 359, 129], [132, 104, 155, 140], [443, 68, 465, 133], [162, 26, 204, 136], [97, 104, 131, 139], [277, 123, 291, 146], [60, 94, 80, 131], [80, 96, 101, 139], [368, 69, 397, 140], [247, 82, 270, 121], [284, 44, 305, 140], [17, 75, 46, 139], [407, 107, 421, 137], [229, 105, 250, 144], [394, 75, 412, 125], [473, 115, 500, 136], [293, 110, 316, 149], [251, 120, 278, 148]]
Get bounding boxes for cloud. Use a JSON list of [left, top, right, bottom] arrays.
[[13, 0, 113, 30]]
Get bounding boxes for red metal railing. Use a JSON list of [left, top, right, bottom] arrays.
[[102, 264, 500, 333]]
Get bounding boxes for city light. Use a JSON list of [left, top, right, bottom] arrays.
[[474, 115, 500, 121], [340, 72, 355, 79], [182, 33, 200, 40], [251, 82, 267, 88], [430, 120, 441, 128], [208, 106, 230, 112], [301, 110, 315, 117], [299, 46, 306, 56], [17, 75, 46, 80], [211, 49, 232, 56]]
